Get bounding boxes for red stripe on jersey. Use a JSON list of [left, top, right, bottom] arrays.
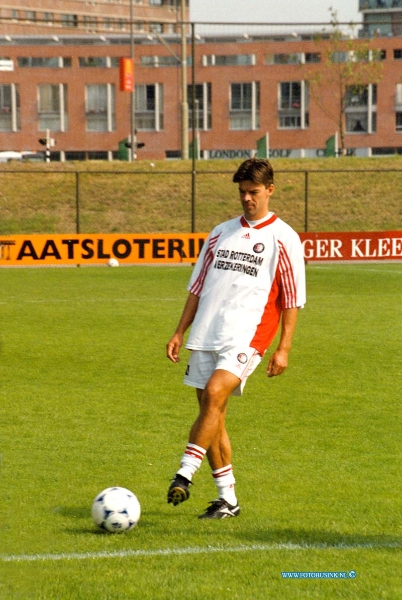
[[253, 214, 278, 229], [240, 214, 277, 229], [250, 265, 283, 355], [278, 241, 297, 308], [189, 233, 221, 296]]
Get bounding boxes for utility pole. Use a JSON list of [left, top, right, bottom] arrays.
[[130, 0, 136, 162], [180, 0, 189, 159]]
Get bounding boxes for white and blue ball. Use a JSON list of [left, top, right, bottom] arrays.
[[91, 486, 141, 532]]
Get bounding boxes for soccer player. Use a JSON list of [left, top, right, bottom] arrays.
[[166, 158, 306, 519]]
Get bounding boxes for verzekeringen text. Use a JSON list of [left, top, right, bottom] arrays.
[[214, 260, 259, 277]]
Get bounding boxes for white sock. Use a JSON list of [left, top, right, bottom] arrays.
[[177, 443, 206, 481], [212, 464, 237, 506]]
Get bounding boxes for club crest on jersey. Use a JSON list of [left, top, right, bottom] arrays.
[[237, 353, 248, 364], [253, 243, 265, 253]]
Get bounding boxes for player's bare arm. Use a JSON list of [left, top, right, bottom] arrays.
[[166, 292, 200, 363], [267, 307, 299, 377]]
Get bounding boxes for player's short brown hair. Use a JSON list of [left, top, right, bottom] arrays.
[[232, 158, 274, 187]]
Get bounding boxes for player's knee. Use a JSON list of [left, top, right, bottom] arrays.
[[202, 381, 228, 410]]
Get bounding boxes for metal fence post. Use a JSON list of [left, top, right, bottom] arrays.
[[191, 22, 196, 233], [75, 171, 80, 234]]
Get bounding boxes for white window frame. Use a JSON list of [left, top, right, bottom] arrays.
[[203, 54, 255, 67], [135, 83, 163, 131], [187, 82, 211, 131], [345, 84, 377, 134], [0, 84, 20, 132], [278, 81, 309, 130], [229, 82, 260, 131], [37, 83, 68, 132], [395, 83, 402, 132], [85, 84, 116, 133]]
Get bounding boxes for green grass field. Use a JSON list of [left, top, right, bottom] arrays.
[[1, 157, 402, 234], [1, 264, 401, 599]]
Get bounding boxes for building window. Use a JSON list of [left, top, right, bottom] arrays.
[[37, 84, 68, 132], [61, 14, 78, 28], [149, 22, 163, 33], [141, 55, 180, 67], [394, 49, 402, 60], [375, 49, 386, 61], [265, 53, 302, 65], [229, 82, 260, 130], [80, 56, 108, 68], [18, 57, 71, 68], [83, 16, 97, 31], [11, 10, 19, 21], [135, 83, 163, 131], [26, 11, 36, 22], [150, 0, 163, 4], [265, 52, 320, 65], [345, 84, 377, 133], [79, 57, 118, 68], [187, 83, 211, 130], [0, 84, 20, 132], [331, 51, 348, 63], [396, 83, 402, 131], [305, 53, 321, 63], [85, 84, 116, 132], [278, 81, 309, 129], [331, 48, 385, 64], [363, 12, 392, 37], [43, 12, 54, 25], [354, 48, 386, 62], [204, 54, 255, 66]]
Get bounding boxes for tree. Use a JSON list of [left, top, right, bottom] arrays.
[[307, 9, 384, 154]]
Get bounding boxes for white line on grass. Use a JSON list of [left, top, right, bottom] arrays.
[[2, 541, 401, 563]]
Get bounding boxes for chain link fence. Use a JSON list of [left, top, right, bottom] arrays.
[[0, 168, 401, 235]]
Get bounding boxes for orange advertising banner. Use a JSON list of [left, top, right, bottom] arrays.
[[0, 231, 401, 267], [0, 233, 207, 266], [119, 57, 134, 92]]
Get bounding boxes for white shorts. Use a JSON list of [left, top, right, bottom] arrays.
[[183, 347, 262, 397]]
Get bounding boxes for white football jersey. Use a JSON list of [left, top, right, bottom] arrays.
[[186, 213, 306, 355]]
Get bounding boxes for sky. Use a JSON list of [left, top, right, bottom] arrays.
[[190, 0, 361, 24]]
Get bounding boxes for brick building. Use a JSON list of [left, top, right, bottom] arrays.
[[0, 1, 401, 160], [0, 0, 187, 36]]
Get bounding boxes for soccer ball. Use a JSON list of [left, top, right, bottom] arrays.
[[107, 258, 119, 267], [91, 487, 141, 532]]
